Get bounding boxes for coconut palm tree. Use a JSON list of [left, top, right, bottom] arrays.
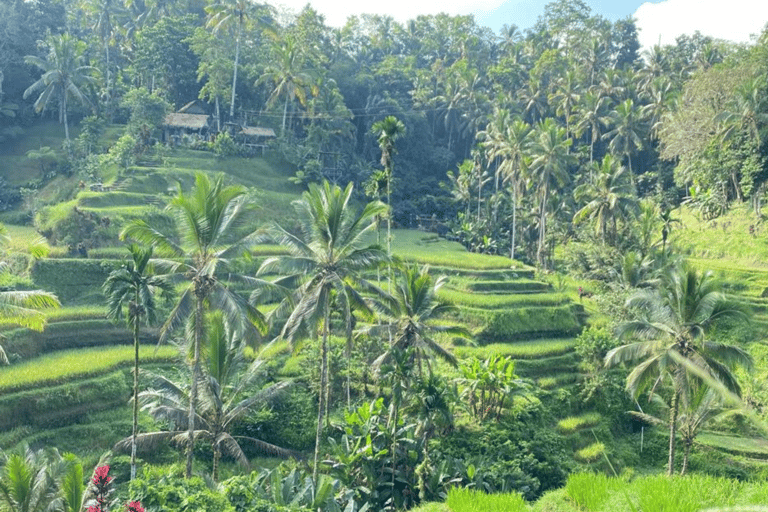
[[121, 172, 267, 479], [528, 118, 573, 268], [103, 243, 172, 481], [115, 315, 295, 481], [257, 35, 317, 136], [206, 0, 273, 120], [602, 98, 647, 181], [605, 263, 752, 475], [258, 180, 387, 483], [368, 265, 467, 376], [371, 115, 406, 271], [630, 381, 735, 475], [23, 33, 99, 141], [573, 154, 639, 245]]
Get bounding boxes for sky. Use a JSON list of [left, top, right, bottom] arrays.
[[271, 0, 768, 50]]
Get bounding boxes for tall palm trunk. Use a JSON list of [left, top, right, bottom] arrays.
[[386, 167, 393, 291], [537, 183, 548, 268], [510, 188, 517, 260], [131, 308, 141, 481], [281, 93, 289, 136], [229, 19, 242, 119], [313, 298, 330, 484], [667, 391, 679, 476], [187, 294, 205, 478], [62, 90, 70, 142], [680, 438, 691, 476]]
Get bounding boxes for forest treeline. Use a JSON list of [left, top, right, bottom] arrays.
[[2, 0, 768, 267]]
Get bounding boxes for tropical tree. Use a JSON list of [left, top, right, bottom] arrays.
[[605, 263, 753, 475], [257, 35, 317, 136], [368, 264, 467, 376], [371, 115, 406, 270], [0, 445, 83, 512], [528, 118, 573, 268], [206, 0, 272, 119], [574, 89, 610, 164], [630, 381, 735, 475], [602, 98, 646, 180], [103, 243, 172, 481], [573, 154, 639, 245], [258, 180, 387, 483], [121, 172, 266, 479], [115, 315, 295, 481], [23, 33, 98, 141]]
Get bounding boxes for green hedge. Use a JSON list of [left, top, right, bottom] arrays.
[[2, 319, 157, 360], [30, 258, 122, 303], [460, 305, 582, 342], [439, 289, 570, 309], [0, 371, 130, 430]]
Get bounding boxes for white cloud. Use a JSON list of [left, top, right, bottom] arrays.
[[270, 0, 507, 28], [634, 0, 768, 49]]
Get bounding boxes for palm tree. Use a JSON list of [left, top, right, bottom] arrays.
[[605, 263, 752, 475], [103, 243, 172, 481], [0, 445, 83, 512], [258, 180, 387, 483], [121, 172, 266, 479], [23, 34, 98, 141], [115, 315, 295, 481], [371, 115, 406, 273], [573, 154, 639, 245], [368, 265, 468, 376], [574, 89, 610, 164], [528, 118, 573, 268], [206, 0, 272, 120], [257, 35, 316, 136], [497, 118, 531, 261], [602, 98, 647, 181], [630, 382, 734, 475], [0, 290, 60, 365]]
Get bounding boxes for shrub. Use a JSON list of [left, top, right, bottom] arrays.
[[213, 132, 238, 158]]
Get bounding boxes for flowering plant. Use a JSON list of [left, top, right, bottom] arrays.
[[86, 465, 144, 512]]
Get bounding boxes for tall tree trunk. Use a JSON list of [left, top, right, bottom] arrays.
[[186, 295, 204, 479], [386, 166, 393, 292], [131, 313, 140, 481], [537, 184, 548, 268], [510, 187, 517, 260], [63, 90, 70, 142], [281, 93, 289, 137], [212, 438, 221, 482], [215, 97, 221, 132], [667, 391, 679, 476], [680, 439, 691, 476], [229, 20, 241, 119], [312, 299, 330, 484]]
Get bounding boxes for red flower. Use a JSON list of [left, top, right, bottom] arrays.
[[92, 465, 113, 487], [125, 501, 145, 512]]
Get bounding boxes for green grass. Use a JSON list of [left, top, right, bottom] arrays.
[[698, 433, 768, 459], [450, 278, 551, 294], [439, 288, 570, 309], [557, 413, 602, 434], [564, 472, 618, 511], [445, 488, 528, 512], [452, 338, 576, 360], [574, 442, 605, 462], [0, 345, 178, 392]]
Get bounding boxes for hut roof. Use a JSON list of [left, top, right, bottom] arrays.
[[164, 113, 210, 130], [240, 126, 276, 138], [178, 100, 208, 115]]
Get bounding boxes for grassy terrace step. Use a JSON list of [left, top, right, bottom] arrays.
[[439, 289, 570, 309], [557, 412, 602, 434], [515, 352, 579, 377], [76, 191, 158, 207], [0, 319, 157, 360], [698, 433, 768, 459], [460, 305, 582, 342], [453, 279, 551, 294], [453, 338, 576, 360], [31, 258, 122, 304], [429, 266, 536, 280], [0, 345, 178, 394]]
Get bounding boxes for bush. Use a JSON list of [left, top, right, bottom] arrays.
[[129, 474, 236, 512], [213, 132, 238, 158]]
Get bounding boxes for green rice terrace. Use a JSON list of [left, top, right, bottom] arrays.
[[4, 2, 768, 509]]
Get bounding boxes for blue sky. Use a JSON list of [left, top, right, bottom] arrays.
[[273, 0, 768, 50]]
